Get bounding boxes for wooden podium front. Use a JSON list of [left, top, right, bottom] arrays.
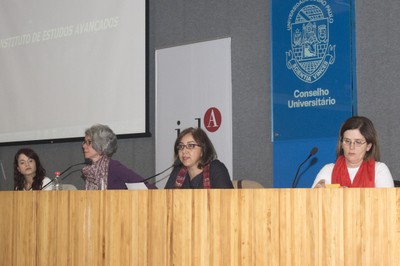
[[0, 189, 399, 265]]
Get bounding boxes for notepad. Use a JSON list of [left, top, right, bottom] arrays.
[[325, 184, 341, 188], [125, 183, 148, 190]]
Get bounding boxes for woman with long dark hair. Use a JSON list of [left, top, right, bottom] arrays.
[[14, 148, 51, 190]]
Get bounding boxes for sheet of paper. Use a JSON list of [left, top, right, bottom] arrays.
[[126, 183, 148, 190]]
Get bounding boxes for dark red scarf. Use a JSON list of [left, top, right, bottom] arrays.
[[331, 155, 375, 187], [173, 163, 211, 188]]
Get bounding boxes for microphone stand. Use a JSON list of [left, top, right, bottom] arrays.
[[60, 169, 83, 181], [41, 160, 91, 190], [140, 164, 176, 183], [291, 147, 318, 188]]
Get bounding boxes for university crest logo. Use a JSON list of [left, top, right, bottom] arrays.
[[286, 1, 336, 83]]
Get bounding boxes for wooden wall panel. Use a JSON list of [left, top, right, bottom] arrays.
[[0, 192, 14, 264], [0, 189, 399, 265]]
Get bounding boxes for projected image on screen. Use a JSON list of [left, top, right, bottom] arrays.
[[0, 0, 147, 143]]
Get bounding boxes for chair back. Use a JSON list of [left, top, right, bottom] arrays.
[[232, 179, 264, 189]]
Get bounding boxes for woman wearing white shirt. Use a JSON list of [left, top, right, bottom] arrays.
[[13, 148, 51, 191], [312, 116, 394, 188]]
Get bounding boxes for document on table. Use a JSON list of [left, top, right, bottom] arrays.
[[126, 183, 148, 190]]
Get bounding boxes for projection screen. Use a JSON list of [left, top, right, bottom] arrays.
[[0, 0, 148, 144]]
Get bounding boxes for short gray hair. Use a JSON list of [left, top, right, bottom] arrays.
[[85, 124, 118, 157]]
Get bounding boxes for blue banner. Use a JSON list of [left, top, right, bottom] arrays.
[[271, 0, 356, 187]]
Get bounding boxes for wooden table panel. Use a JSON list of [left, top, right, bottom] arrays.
[[1, 189, 399, 265]]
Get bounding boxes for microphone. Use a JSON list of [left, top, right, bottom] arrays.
[[291, 147, 318, 188], [173, 158, 182, 167], [41, 159, 92, 190], [141, 163, 176, 183], [58, 159, 92, 177], [139, 159, 181, 183]]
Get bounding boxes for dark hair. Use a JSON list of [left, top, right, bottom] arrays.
[[174, 127, 217, 169], [13, 148, 47, 190], [336, 116, 380, 161], [85, 124, 118, 157]]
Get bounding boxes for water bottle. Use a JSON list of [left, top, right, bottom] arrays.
[[100, 175, 106, 190], [53, 171, 62, 190]]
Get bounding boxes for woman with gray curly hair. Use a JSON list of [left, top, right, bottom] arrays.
[[81, 124, 153, 189]]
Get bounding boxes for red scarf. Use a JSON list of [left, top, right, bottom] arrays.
[[173, 163, 211, 189], [331, 155, 375, 187]]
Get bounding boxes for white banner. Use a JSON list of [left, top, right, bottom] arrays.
[[155, 38, 233, 188]]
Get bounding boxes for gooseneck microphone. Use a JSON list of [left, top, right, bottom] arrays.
[[291, 147, 318, 188], [41, 159, 93, 190], [140, 159, 181, 183], [141, 165, 173, 183]]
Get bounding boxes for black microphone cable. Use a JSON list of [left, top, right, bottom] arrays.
[[41, 159, 93, 190]]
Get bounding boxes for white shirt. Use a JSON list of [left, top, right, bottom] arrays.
[[312, 162, 394, 188], [22, 177, 52, 190], [42, 177, 52, 190]]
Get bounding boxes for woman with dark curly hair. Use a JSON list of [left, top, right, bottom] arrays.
[[14, 148, 51, 190], [165, 127, 233, 189]]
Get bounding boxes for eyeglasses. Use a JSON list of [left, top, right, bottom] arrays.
[[82, 140, 92, 146], [342, 138, 367, 147], [176, 143, 201, 151]]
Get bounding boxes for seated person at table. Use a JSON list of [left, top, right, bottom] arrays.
[[165, 127, 233, 189], [81, 124, 156, 189], [312, 116, 394, 188], [14, 148, 51, 191]]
